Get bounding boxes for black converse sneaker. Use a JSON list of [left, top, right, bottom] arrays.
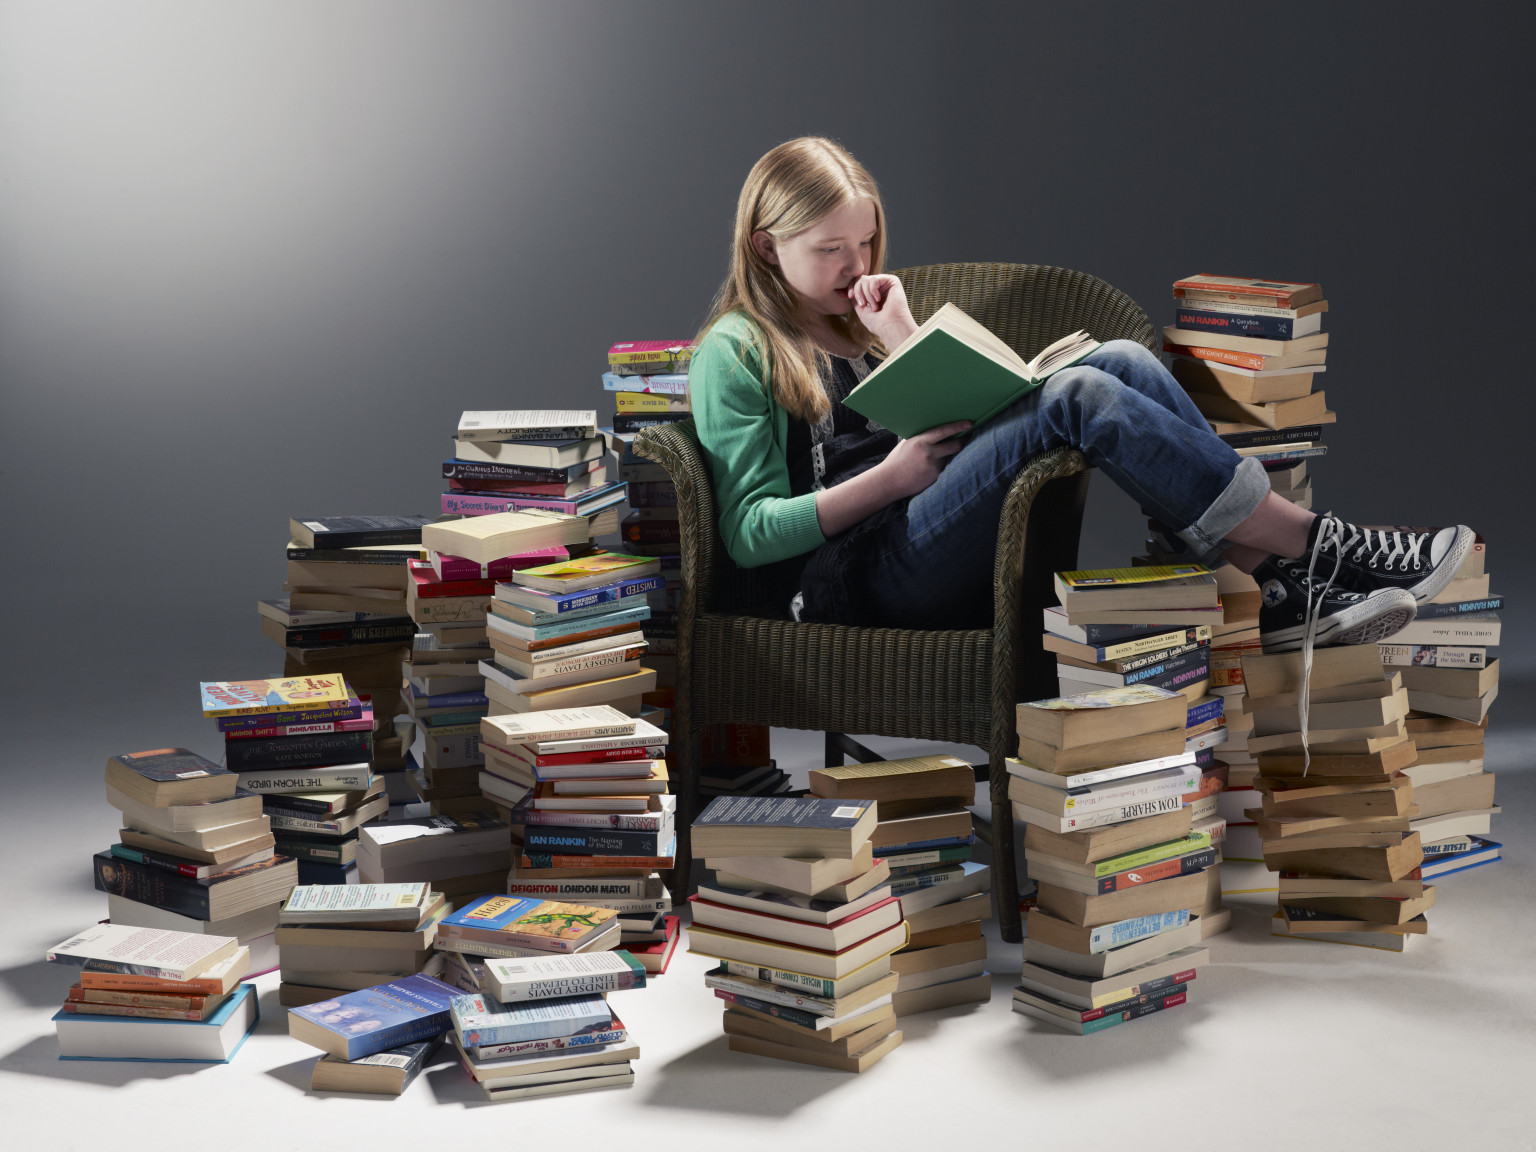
[[1255, 554, 1417, 654], [1302, 514, 1475, 604]]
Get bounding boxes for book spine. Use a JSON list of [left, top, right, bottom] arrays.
[[520, 853, 674, 870], [1091, 627, 1213, 661], [1040, 794, 1184, 832], [523, 828, 668, 856], [1175, 308, 1305, 340], [523, 810, 669, 831], [1095, 848, 1218, 894], [216, 703, 365, 732], [1056, 775, 1195, 817], [92, 853, 211, 919], [1186, 696, 1225, 729], [236, 766, 372, 792], [226, 716, 374, 739], [511, 575, 664, 615], [504, 878, 655, 899], [1414, 596, 1503, 619], [493, 972, 642, 1002], [1378, 644, 1487, 668], [713, 989, 823, 1029], [468, 1025, 626, 1057], [280, 622, 418, 648], [602, 371, 689, 394], [62, 1002, 206, 1021], [284, 547, 420, 564], [524, 744, 662, 766], [109, 844, 206, 880], [1115, 649, 1212, 691], [458, 425, 592, 442], [261, 792, 343, 815], [1162, 343, 1270, 370], [719, 960, 836, 998], [885, 846, 973, 874], [305, 529, 426, 549], [1077, 988, 1187, 1031], [1219, 425, 1321, 449], [491, 605, 651, 643], [271, 838, 352, 863], [1086, 834, 1212, 878], [621, 518, 680, 544], [611, 412, 692, 434], [1089, 910, 1190, 952], [223, 732, 373, 771], [267, 811, 354, 834], [886, 870, 964, 896]]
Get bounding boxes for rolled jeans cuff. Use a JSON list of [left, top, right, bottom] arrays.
[[1176, 455, 1269, 564]]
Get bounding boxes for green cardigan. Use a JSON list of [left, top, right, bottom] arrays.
[[689, 311, 827, 568]]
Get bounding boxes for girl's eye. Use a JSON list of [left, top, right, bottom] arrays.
[[822, 247, 840, 254]]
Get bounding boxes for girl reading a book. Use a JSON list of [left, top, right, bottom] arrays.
[[690, 137, 1471, 653]]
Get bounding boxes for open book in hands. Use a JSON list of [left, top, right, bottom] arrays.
[[843, 302, 1101, 439]]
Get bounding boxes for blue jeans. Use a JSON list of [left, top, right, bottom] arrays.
[[857, 340, 1269, 628]]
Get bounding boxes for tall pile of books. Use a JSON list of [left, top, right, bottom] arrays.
[[48, 924, 258, 1062], [1010, 684, 1218, 1034], [1241, 645, 1430, 949], [688, 796, 906, 1072], [604, 342, 692, 734], [483, 706, 679, 969], [276, 515, 433, 795], [809, 755, 991, 1015], [1041, 565, 1233, 932], [430, 898, 642, 1101], [1381, 535, 1501, 878], [275, 882, 447, 1010], [220, 682, 387, 886], [98, 744, 295, 977]]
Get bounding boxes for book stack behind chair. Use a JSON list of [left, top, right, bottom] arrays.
[[603, 349, 692, 733], [688, 795, 906, 1072], [47, 924, 258, 1061], [102, 741, 297, 976], [602, 341, 697, 735], [1043, 565, 1237, 935], [1241, 645, 1437, 950], [448, 947, 647, 1101], [699, 723, 792, 798], [274, 882, 447, 1007], [219, 678, 387, 886], [808, 755, 991, 1016], [1010, 682, 1218, 1034], [1378, 533, 1502, 880], [485, 706, 679, 968], [278, 515, 435, 783]]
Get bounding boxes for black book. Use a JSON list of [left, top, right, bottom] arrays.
[[281, 620, 419, 648], [288, 515, 432, 550], [1219, 425, 1322, 450], [93, 851, 297, 920], [223, 730, 374, 772], [523, 827, 671, 857], [442, 459, 593, 483], [105, 748, 236, 807]]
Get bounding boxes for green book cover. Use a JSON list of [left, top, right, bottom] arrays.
[[842, 303, 1100, 439]]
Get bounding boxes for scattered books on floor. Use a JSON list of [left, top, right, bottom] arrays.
[[46, 924, 258, 1062], [809, 755, 991, 1016], [101, 744, 295, 975], [688, 795, 906, 1071]]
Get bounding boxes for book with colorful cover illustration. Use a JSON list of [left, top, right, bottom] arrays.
[[512, 552, 663, 591], [289, 975, 460, 1061], [439, 894, 619, 952], [198, 675, 351, 718], [1056, 565, 1212, 589], [1023, 684, 1184, 713], [451, 991, 611, 1048]]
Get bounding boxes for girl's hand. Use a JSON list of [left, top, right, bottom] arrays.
[[877, 420, 972, 499], [851, 273, 918, 350]]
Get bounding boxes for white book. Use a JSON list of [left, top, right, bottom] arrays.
[[54, 983, 258, 1062], [47, 924, 239, 981], [481, 706, 637, 746], [278, 882, 429, 923], [481, 951, 647, 1002], [1006, 752, 1196, 791], [457, 409, 599, 442]]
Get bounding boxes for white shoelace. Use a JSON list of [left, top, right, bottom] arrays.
[[1327, 521, 1429, 573], [1297, 517, 1349, 776]]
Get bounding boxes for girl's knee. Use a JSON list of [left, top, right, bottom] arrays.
[[1097, 338, 1159, 370], [1039, 365, 1123, 418]]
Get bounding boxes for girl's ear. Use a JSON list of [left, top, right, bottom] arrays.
[[751, 229, 778, 266]]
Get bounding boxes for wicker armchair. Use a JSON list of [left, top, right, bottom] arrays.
[[636, 263, 1156, 941]]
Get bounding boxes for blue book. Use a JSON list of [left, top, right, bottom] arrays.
[[1420, 838, 1502, 879], [1175, 306, 1314, 341], [1186, 695, 1225, 729], [407, 689, 489, 707], [288, 975, 459, 1061], [873, 832, 975, 857], [451, 992, 611, 1048], [498, 573, 666, 615], [55, 983, 259, 1063]]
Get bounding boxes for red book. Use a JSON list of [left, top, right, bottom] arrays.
[[408, 560, 495, 599], [223, 711, 375, 740], [432, 546, 569, 582], [519, 853, 675, 870], [502, 744, 667, 768], [624, 916, 680, 974]]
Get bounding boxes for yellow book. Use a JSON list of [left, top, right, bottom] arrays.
[[198, 675, 350, 717]]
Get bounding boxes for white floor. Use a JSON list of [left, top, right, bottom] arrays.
[[2, 724, 1531, 1151]]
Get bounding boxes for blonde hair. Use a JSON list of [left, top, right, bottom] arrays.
[[694, 137, 888, 424]]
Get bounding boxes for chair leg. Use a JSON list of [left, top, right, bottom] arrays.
[[824, 732, 884, 767], [990, 746, 1022, 943]]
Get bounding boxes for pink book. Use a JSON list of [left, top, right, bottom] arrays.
[[431, 545, 570, 582]]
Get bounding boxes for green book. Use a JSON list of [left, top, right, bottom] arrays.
[[843, 303, 1101, 439]]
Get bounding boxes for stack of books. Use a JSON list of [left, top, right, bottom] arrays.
[[699, 724, 791, 797], [483, 706, 679, 968], [1010, 685, 1221, 1033], [102, 743, 294, 975], [1242, 645, 1433, 950], [222, 684, 387, 885], [357, 811, 515, 904], [443, 410, 628, 524], [603, 340, 695, 731], [449, 948, 645, 1101], [1164, 274, 1332, 496], [1380, 535, 1502, 877], [412, 507, 598, 819], [48, 924, 258, 1062], [278, 515, 436, 783], [688, 796, 906, 1072], [275, 882, 448, 1009], [808, 755, 991, 1015]]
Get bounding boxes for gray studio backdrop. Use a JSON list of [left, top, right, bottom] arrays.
[[2, 1, 1531, 770]]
